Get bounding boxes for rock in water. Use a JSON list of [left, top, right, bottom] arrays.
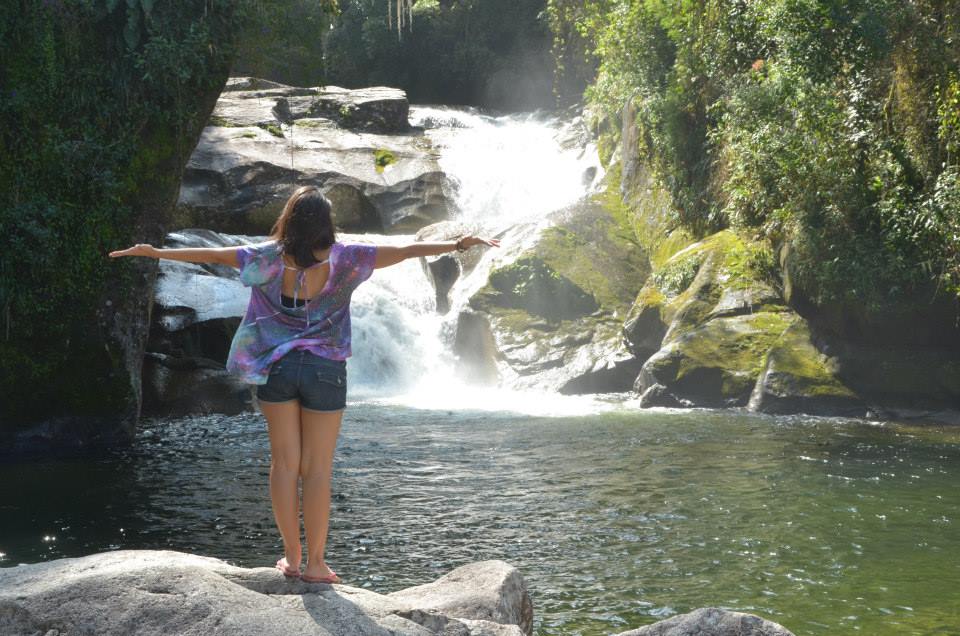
[[388, 561, 533, 635], [614, 607, 795, 635], [176, 79, 454, 236], [457, 199, 649, 393], [628, 231, 865, 412], [748, 320, 865, 417], [0, 551, 531, 636]]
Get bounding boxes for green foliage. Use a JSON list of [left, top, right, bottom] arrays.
[[0, 0, 242, 425], [323, 0, 554, 110], [652, 253, 702, 297], [544, 0, 598, 105], [232, 1, 338, 87], [551, 0, 960, 306]]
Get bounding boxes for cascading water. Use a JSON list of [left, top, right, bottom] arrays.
[[346, 106, 605, 412]]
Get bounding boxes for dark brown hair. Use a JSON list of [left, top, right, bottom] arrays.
[[270, 186, 336, 268]]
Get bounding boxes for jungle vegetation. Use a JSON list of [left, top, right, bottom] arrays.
[[547, 0, 960, 308]]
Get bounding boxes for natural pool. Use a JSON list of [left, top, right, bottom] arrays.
[[2, 402, 959, 634]]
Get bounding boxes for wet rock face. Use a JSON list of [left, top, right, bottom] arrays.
[[415, 220, 484, 315], [142, 229, 257, 417], [0, 550, 532, 636], [176, 78, 454, 236], [457, 199, 650, 393]]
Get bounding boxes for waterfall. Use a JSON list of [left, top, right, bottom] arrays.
[[346, 106, 606, 413]]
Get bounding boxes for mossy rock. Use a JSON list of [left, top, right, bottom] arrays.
[[462, 199, 648, 393], [622, 285, 668, 356], [473, 256, 598, 322], [637, 311, 793, 407], [624, 230, 782, 358], [534, 211, 647, 314], [748, 320, 865, 416]]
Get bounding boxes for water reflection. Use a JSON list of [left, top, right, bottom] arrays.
[[1, 406, 958, 635]]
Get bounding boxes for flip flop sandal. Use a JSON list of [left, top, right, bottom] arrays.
[[275, 558, 301, 578], [301, 569, 340, 584]]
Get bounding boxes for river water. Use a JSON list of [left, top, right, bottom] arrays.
[[2, 108, 959, 635], [2, 403, 959, 635]]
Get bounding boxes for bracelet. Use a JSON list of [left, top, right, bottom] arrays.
[[455, 238, 467, 252]]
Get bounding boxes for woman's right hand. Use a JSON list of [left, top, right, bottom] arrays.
[[109, 244, 158, 259]]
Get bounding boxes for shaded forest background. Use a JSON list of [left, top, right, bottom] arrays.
[[234, 0, 555, 110]]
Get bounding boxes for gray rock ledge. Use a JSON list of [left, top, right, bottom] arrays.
[[0, 550, 531, 636]]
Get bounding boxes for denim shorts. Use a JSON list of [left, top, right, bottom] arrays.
[[257, 350, 347, 412]]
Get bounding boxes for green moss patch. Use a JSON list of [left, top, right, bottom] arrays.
[[475, 256, 598, 322], [762, 321, 857, 399], [644, 311, 794, 405], [536, 204, 649, 314], [374, 148, 398, 173], [257, 122, 285, 138], [209, 114, 244, 128]]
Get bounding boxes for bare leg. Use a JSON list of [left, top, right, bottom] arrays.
[[262, 400, 303, 572], [300, 407, 343, 581]]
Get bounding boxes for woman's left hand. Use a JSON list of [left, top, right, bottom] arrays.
[[109, 244, 159, 258]]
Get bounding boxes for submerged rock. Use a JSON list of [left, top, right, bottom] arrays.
[[176, 78, 454, 236], [0, 550, 531, 636], [615, 607, 795, 635]]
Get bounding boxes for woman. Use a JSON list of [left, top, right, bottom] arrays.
[[110, 185, 498, 583]]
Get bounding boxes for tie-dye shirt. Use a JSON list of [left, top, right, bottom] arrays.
[[226, 241, 377, 385]]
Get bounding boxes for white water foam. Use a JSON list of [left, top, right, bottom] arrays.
[[346, 107, 604, 415]]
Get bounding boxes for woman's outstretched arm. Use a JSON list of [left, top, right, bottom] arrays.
[[374, 236, 499, 269], [108, 244, 241, 268]]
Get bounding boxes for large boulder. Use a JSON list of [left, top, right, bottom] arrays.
[[614, 607, 795, 636], [748, 320, 865, 417], [637, 312, 795, 408], [457, 199, 649, 393], [0, 550, 531, 636], [629, 231, 808, 408], [176, 79, 454, 236]]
